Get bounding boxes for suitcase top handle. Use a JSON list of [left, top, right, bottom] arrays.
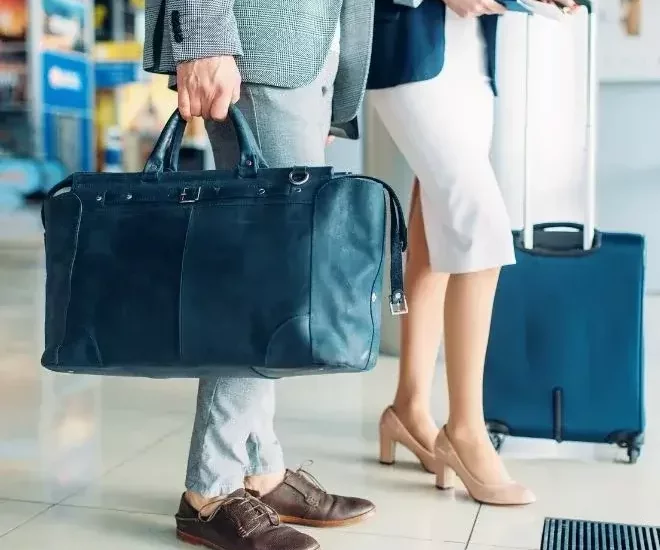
[[143, 105, 269, 178], [575, 0, 591, 12]]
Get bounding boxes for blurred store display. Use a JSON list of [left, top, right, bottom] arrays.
[[41, 0, 88, 53], [0, 0, 94, 194], [103, 125, 123, 172], [599, 0, 660, 81], [0, 0, 210, 217]]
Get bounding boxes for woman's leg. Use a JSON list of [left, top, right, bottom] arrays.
[[392, 180, 447, 452], [396, 185, 508, 483], [444, 269, 508, 484], [369, 31, 517, 488]]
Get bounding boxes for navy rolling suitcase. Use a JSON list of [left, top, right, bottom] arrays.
[[484, 6, 646, 463]]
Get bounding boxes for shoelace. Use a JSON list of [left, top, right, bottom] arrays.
[[199, 494, 280, 538], [295, 460, 327, 493]]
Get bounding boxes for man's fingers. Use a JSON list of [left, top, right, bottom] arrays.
[[178, 87, 192, 121], [175, 56, 241, 120], [209, 93, 232, 121], [543, 0, 580, 12], [188, 88, 202, 119], [231, 83, 240, 105], [200, 88, 214, 119]]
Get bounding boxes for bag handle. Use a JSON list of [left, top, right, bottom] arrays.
[[143, 104, 269, 178], [522, 0, 596, 251]]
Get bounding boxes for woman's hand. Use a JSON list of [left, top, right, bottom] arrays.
[[444, 0, 506, 17], [547, 0, 580, 13]]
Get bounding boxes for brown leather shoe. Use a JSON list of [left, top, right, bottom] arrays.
[[175, 490, 319, 550], [259, 468, 376, 528]]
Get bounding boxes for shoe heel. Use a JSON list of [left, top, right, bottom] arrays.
[[379, 430, 396, 465], [435, 463, 456, 490]]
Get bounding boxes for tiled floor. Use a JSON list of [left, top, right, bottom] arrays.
[[1, 245, 659, 550]]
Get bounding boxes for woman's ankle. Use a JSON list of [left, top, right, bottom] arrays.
[[445, 419, 490, 445], [392, 394, 432, 418]]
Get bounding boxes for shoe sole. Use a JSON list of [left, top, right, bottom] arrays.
[[278, 508, 376, 528], [380, 459, 435, 474], [434, 485, 536, 506], [177, 529, 321, 550], [177, 530, 227, 550]]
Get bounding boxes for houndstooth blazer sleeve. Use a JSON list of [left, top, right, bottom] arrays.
[[144, 0, 243, 75]]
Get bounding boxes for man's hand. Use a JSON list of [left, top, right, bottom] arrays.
[[444, 0, 506, 16], [176, 56, 241, 121]]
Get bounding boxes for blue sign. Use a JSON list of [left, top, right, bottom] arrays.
[[41, 51, 92, 111], [95, 61, 142, 88]]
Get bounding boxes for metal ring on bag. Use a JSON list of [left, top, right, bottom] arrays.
[[288, 169, 310, 186]]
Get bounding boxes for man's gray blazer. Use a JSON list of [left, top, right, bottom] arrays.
[[143, 0, 374, 126]]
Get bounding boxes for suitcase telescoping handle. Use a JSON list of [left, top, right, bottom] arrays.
[[521, 0, 597, 252]]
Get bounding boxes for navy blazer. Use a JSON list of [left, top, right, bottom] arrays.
[[367, 0, 500, 94]]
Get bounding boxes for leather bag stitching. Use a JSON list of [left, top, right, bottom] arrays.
[[264, 314, 311, 367], [54, 192, 83, 365], [178, 205, 195, 362]]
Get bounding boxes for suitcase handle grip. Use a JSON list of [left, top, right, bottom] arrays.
[[143, 105, 269, 178], [515, 222, 602, 256], [534, 222, 583, 231], [575, 0, 592, 13]]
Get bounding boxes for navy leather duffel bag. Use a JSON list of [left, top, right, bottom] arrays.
[[41, 106, 407, 378]]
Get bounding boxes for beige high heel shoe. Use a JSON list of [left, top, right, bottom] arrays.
[[379, 407, 436, 473], [434, 426, 536, 506]]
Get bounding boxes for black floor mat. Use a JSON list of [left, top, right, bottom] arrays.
[[542, 518, 660, 550]]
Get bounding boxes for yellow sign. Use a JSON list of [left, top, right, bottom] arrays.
[[95, 41, 143, 62], [94, 5, 109, 30]]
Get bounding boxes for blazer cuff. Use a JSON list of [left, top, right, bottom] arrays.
[[169, 11, 243, 64]]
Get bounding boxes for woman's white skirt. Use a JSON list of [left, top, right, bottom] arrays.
[[368, 9, 515, 273]]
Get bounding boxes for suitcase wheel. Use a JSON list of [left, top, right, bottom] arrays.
[[627, 447, 640, 465], [609, 432, 644, 464], [486, 421, 510, 453], [489, 432, 505, 452], [623, 435, 643, 465]]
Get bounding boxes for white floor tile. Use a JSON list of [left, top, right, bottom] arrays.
[[0, 210, 42, 248], [0, 506, 184, 550], [0, 500, 51, 538], [61, 430, 188, 515], [470, 458, 660, 549], [0, 376, 189, 503], [300, 532, 457, 550]]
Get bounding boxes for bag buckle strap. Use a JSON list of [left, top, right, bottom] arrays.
[[332, 174, 409, 317], [179, 187, 201, 203], [389, 291, 408, 316]]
